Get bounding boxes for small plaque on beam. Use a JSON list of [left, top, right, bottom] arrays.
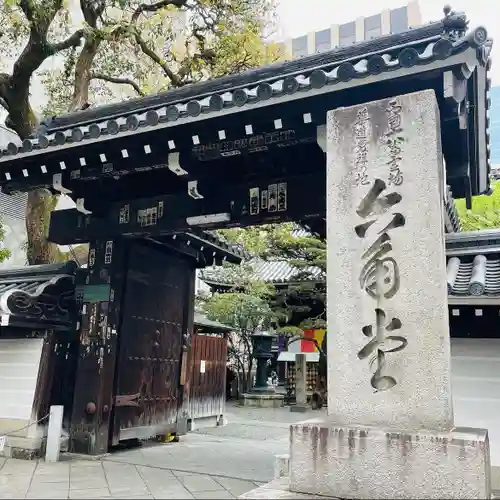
[[83, 284, 111, 303]]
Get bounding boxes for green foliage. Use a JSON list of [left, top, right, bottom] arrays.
[[215, 224, 327, 333], [0, 0, 282, 116], [198, 262, 280, 391], [206, 224, 327, 391], [456, 181, 500, 231], [0, 218, 11, 264]]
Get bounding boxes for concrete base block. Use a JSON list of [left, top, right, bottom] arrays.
[[0, 435, 44, 460], [492, 465, 500, 491], [177, 412, 189, 436], [240, 478, 329, 499], [188, 415, 218, 432], [242, 393, 284, 408], [289, 422, 491, 499]]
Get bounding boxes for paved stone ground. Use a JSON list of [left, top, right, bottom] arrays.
[[0, 403, 324, 499], [0, 457, 261, 499], [103, 403, 325, 483]]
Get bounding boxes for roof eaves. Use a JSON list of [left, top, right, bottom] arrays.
[[0, 21, 488, 164]]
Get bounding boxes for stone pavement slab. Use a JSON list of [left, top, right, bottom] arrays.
[[101, 403, 325, 483], [0, 458, 259, 499], [0, 404, 319, 499], [174, 472, 224, 492]]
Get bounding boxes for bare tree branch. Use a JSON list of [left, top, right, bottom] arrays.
[[13, 0, 72, 83], [80, 0, 103, 26], [91, 73, 144, 96], [50, 29, 85, 52], [133, 31, 182, 86], [131, 0, 188, 23], [18, 0, 37, 23]]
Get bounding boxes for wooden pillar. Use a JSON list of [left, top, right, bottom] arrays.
[[69, 239, 128, 455], [178, 267, 196, 434]]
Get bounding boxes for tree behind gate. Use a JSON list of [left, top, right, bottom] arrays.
[[0, 0, 282, 264]]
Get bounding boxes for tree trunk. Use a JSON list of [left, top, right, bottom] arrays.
[[25, 191, 61, 265], [22, 39, 99, 265], [1, 80, 62, 266], [69, 39, 101, 112]]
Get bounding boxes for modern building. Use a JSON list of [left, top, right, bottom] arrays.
[[0, 126, 27, 269], [283, 1, 422, 59], [488, 85, 500, 174]]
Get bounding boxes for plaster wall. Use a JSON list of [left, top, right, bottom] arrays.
[[0, 338, 45, 435], [452, 338, 500, 467]]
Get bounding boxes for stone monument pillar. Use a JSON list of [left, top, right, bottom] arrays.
[[288, 90, 491, 499], [290, 353, 308, 412], [240, 90, 491, 499]]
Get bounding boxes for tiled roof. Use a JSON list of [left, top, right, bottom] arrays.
[[0, 261, 77, 329], [0, 128, 24, 218], [446, 228, 500, 256], [444, 186, 461, 232], [0, 191, 27, 220], [193, 312, 232, 332], [446, 230, 500, 298], [447, 254, 500, 296], [0, 261, 77, 293], [0, 125, 19, 148], [205, 229, 500, 300], [251, 259, 324, 284], [0, 16, 490, 164]]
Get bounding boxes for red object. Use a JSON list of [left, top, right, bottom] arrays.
[[301, 330, 316, 353]]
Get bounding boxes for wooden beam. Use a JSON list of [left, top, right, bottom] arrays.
[[49, 173, 325, 245]]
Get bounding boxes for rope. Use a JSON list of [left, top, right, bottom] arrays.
[[2, 413, 50, 437]]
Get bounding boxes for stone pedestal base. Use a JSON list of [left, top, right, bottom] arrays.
[[240, 422, 493, 499], [289, 422, 491, 499], [242, 393, 284, 408]]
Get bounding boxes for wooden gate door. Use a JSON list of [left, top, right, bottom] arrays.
[[187, 334, 227, 421], [111, 241, 193, 444]]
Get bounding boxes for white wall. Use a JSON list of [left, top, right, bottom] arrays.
[[451, 338, 500, 467], [0, 338, 45, 434]]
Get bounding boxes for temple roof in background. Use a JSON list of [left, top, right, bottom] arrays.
[[205, 229, 500, 304], [446, 230, 500, 303]]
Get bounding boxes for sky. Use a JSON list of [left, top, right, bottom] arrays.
[[276, 0, 498, 82]]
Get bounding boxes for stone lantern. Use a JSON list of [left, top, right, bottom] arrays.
[[242, 331, 285, 408], [251, 331, 275, 393]]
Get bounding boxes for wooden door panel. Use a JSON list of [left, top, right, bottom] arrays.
[[112, 242, 191, 442]]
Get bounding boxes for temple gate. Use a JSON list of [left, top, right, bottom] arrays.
[[0, 9, 494, 494]]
